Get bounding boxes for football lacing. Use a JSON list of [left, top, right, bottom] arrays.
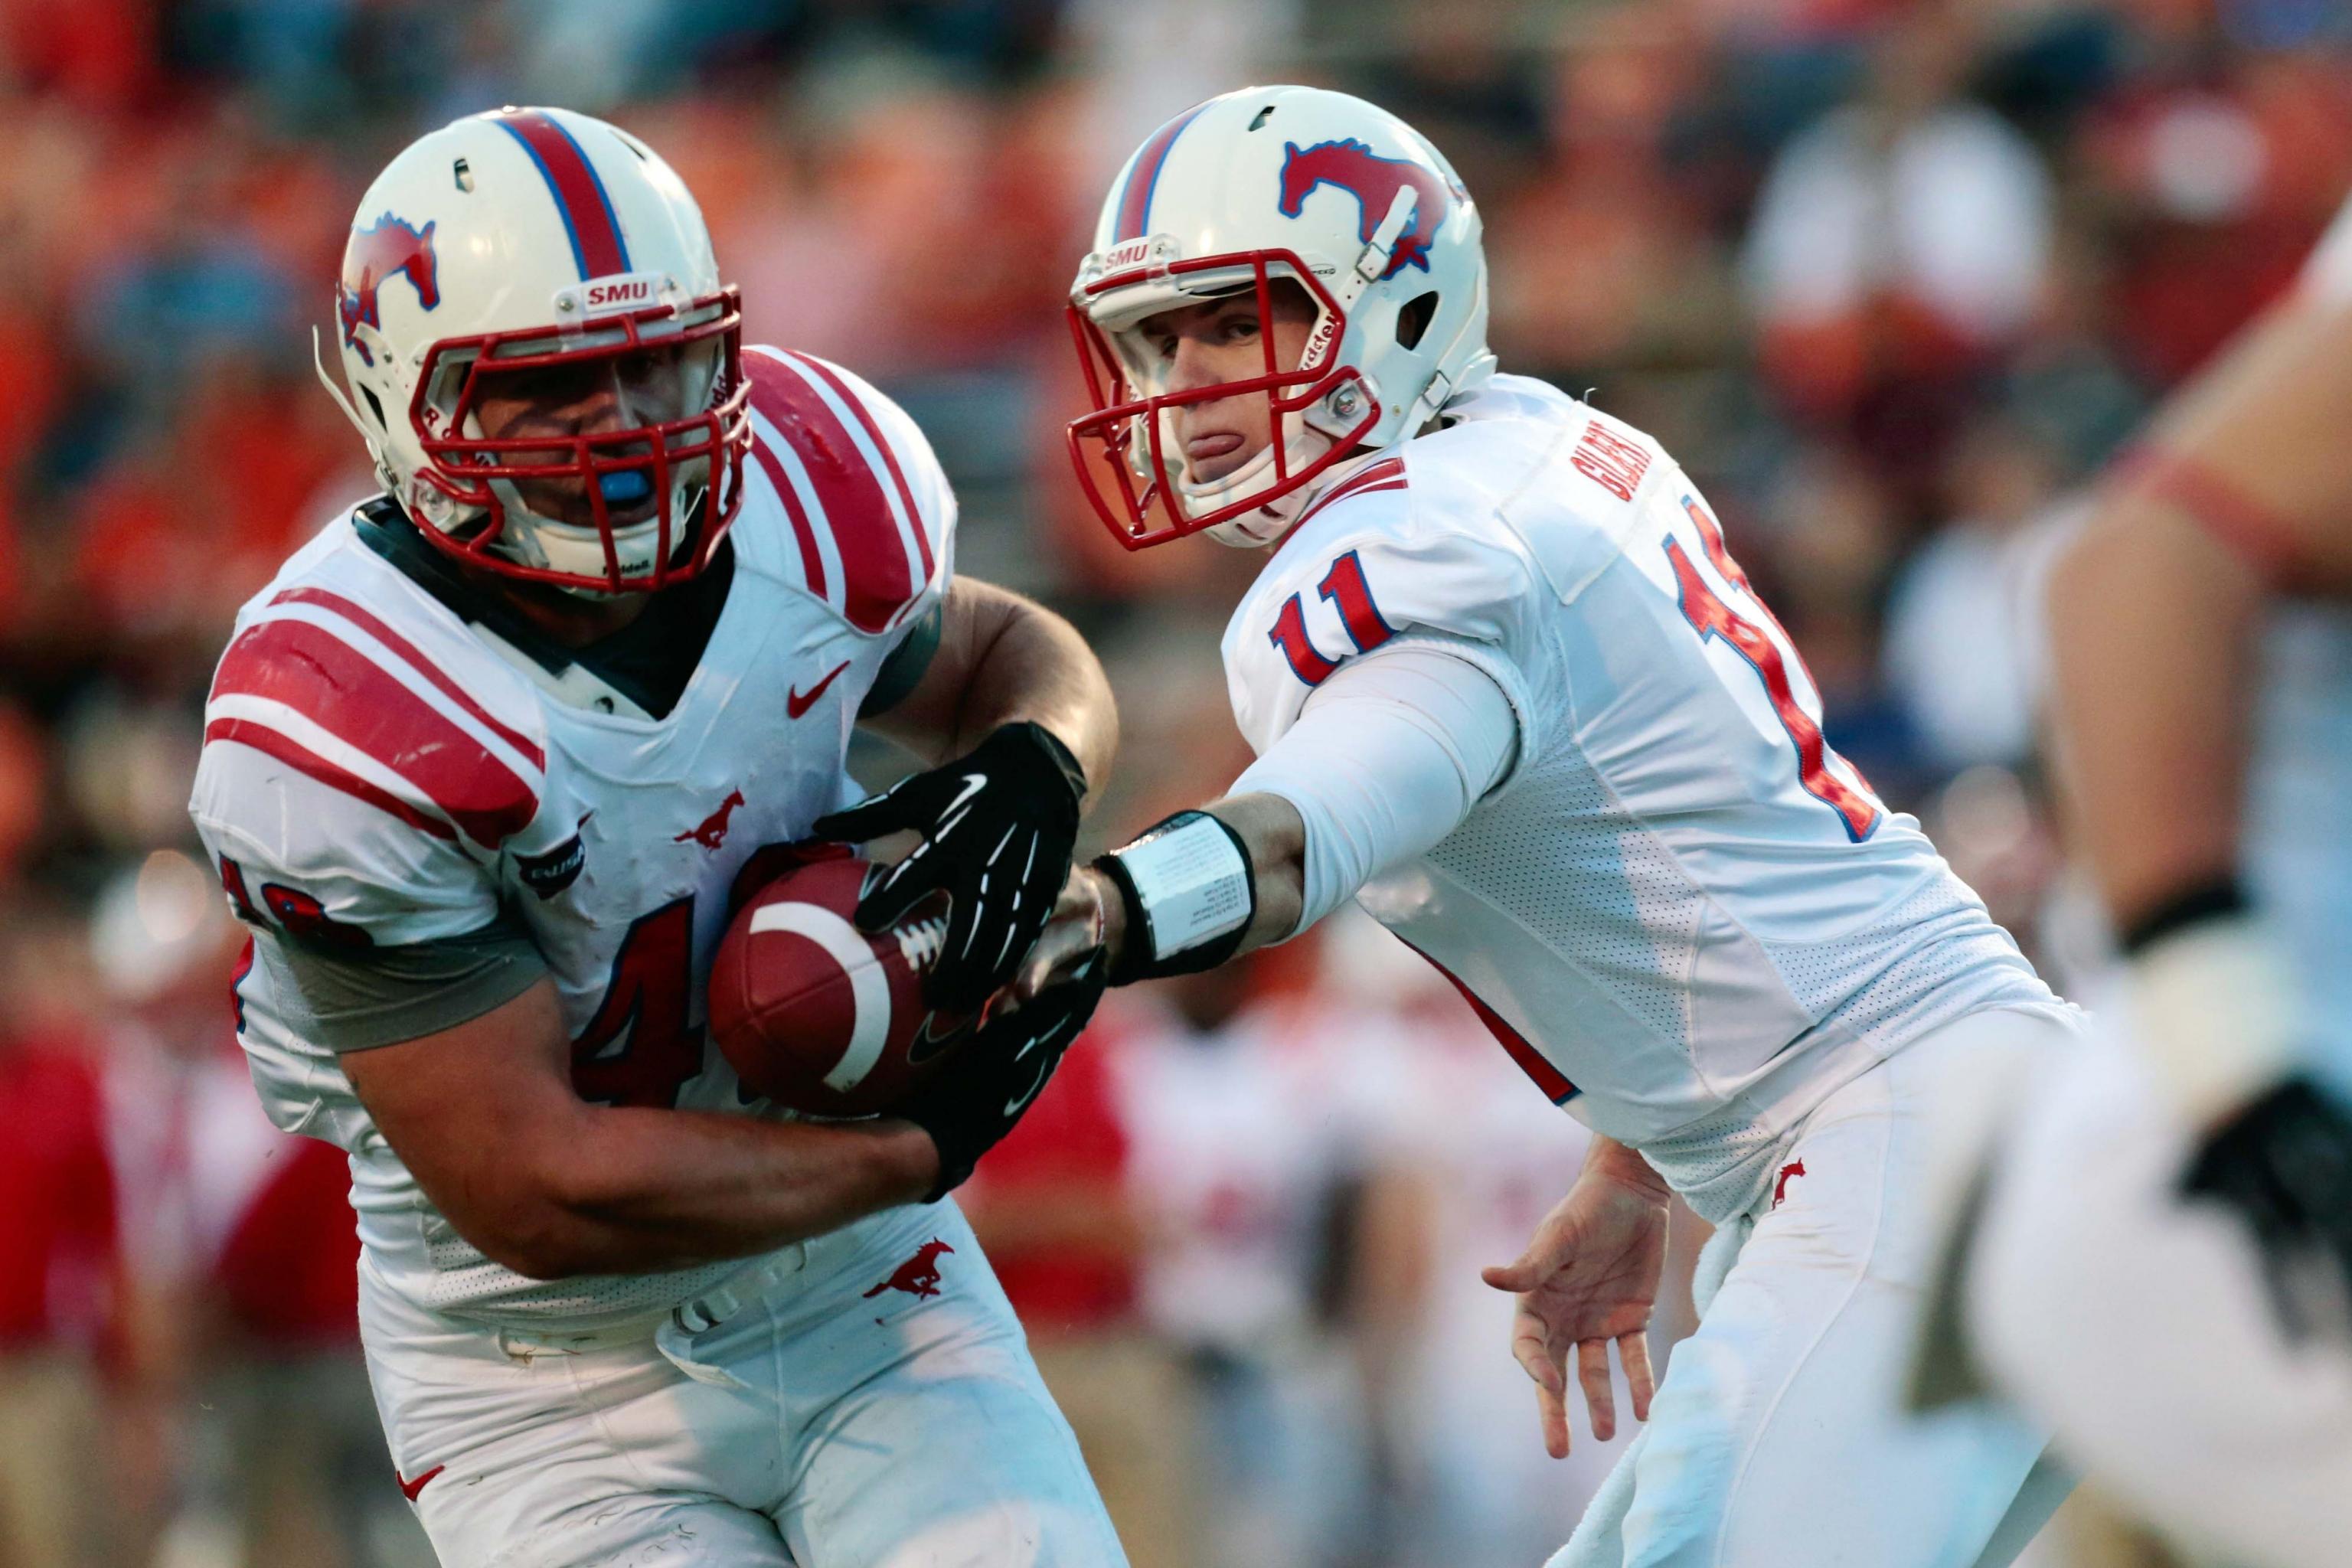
[[893, 914, 947, 974]]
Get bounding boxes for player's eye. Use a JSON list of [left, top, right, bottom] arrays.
[[1222, 314, 1261, 341]]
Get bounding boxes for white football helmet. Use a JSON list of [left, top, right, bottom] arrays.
[[325, 106, 751, 593], [1067, 85, 1493, 548]]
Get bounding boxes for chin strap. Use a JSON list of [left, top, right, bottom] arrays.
[[312, 327, 394, 486]]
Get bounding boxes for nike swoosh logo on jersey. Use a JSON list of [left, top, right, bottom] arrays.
[[786, 661, 852, 719], [397, 1465, 445, 1502]]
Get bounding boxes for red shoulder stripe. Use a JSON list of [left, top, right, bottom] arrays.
[[742, 420, 830, 599], [743, 353, 914, 633], [270, 587, 544, 769], [212, 619, 537, 845], [780, 350, 936, 583], [204, 718, 456, 841], [1282, 456, 1407, 544]]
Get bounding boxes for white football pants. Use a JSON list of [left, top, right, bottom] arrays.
[[1555, 1007, 2080, 1568], [1968, 1016, 2352, 1568], [358, 1201, 1126, 1567]]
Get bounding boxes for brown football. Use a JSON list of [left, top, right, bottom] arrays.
[[707, 854, 976, 1116]]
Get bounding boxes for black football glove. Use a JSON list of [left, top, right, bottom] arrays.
[[815, 722, 1086, 1014], [2182, 1076, 2352, 1341], [892, 956, 1107, 1200]]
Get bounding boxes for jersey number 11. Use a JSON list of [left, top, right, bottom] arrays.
[[1664, 496, 1881, 841]]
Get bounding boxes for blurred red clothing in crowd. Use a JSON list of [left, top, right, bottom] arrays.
[[2082, 51, 2352, 385], [966, 1015, 1139, 1331], [0, 1032, 119, 1353], [211, 1125, 360, 1348], [3, 0, 157, 112]]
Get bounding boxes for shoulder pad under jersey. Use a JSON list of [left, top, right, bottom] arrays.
[[191, 532, 568, 947], [737, 346, 954, 635]]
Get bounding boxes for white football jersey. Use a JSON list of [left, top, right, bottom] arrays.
[[1222, 374, 2066, 1220], [189, 347, 953, 1328]]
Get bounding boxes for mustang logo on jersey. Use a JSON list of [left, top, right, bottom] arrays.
[[675, 789, 746, 850], [1277, 139, 1450, 279], [338, 214, 439, 365]]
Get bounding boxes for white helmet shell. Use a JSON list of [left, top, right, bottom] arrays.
[[329, 105, 750, 593], [1067, 85, 1493, 547]]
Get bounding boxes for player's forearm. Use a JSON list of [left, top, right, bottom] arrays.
[[492, 1110, 938, 1279], [876, 579, 1117, 795], [2045, 496, 2263, 930], [959, 593, 1117, 795], [1210, 792, 1307, 952]]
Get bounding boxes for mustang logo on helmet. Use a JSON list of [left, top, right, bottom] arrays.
[[338, 214, 440, 366], [1276, 139, 1449, 280]]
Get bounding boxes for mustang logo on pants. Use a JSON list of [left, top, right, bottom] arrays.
[[864, 1238, 954, 1299], [1773, 1158, 1807, 1209]]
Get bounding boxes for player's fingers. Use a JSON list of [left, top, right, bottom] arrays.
[[1481, 1253, 1546, 1293], [1537, 1374, 1571, 1460], [1481, 1216, 1575, 1290], [1505, 1312, 1560, 1390], [1619, 1327, 1655, 1424], [991, 906, 1086, 1020], [853, 849, 944, 931], [1576, 1338, 1616, 1443], [811, 788, 911, 844]]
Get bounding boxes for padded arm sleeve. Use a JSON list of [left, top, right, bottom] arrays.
[[1231, 635, 1520, 937]]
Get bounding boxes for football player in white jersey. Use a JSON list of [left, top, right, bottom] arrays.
[[187, 107, 1129, 1567], [1020, 85, 2085, 1566], [1934, 187, 2352, 1568]]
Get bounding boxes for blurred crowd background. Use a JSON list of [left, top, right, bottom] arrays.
[[4, 0, 2347, 1563]]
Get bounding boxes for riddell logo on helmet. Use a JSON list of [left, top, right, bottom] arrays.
[[338, 214, 439, 366], [1277, 139, 1451, 280]]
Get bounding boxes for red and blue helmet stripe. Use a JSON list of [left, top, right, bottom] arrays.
[[491, 108, 633, 279], [1113, 102, 1210, 242]]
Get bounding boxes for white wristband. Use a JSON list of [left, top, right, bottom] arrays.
[[1110, 812, 1252, 963]]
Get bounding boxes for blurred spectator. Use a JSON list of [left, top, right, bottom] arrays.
[[2, 1, 2348, 1560], [1106, 951, 1385, 1568], [960, 1016, 1196, 1568], [0, 903, 123, 1568], [1880, 418, 2069, 774], [1318, 912, 1638, 1568], [1743, 10, 2054, 474], [93, 854, 432, 1568], [2076, 2, 2352, 384]]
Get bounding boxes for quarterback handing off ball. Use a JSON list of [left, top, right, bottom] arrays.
[[709, 855, 978, 1116]]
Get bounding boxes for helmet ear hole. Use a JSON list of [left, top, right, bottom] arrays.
[[358, 384, 388, 430], [1396, 291, 1439, 351]]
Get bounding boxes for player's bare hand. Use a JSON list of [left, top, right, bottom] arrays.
[[1001, 868, 1121, 1014], [1481, 1144, 1668, 1459]]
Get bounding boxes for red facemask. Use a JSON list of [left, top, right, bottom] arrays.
[[1066, 251, 1380, 550], [408, 289, 753, 593]]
